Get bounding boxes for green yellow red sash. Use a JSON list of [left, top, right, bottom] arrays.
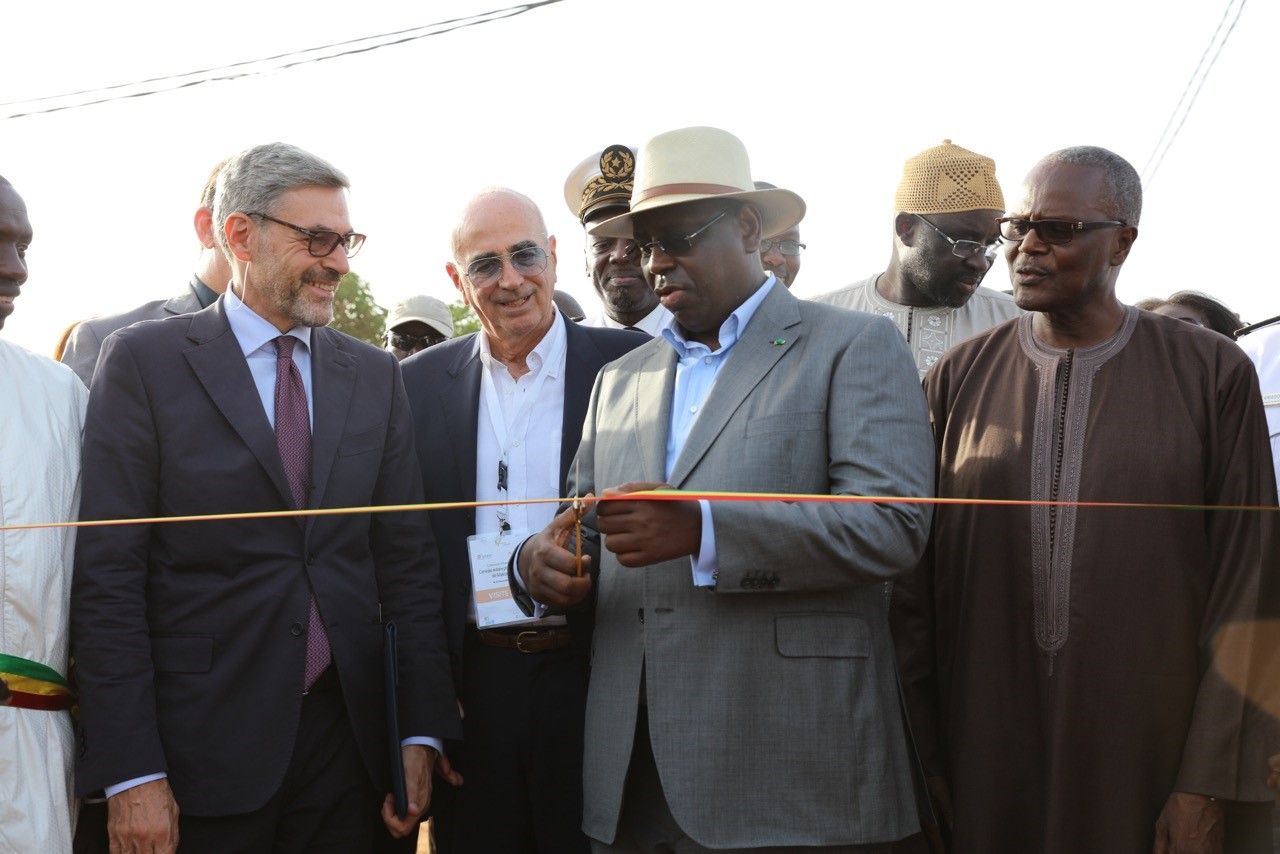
[[0, 653, 75, 711]]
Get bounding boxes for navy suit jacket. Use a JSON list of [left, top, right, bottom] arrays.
[[70, 298, 461, 815], [399, 314, 646, 680]]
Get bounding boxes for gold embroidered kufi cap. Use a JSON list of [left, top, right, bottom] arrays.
[[894, 139, 1004, 214], [564, 144, 637, 224]]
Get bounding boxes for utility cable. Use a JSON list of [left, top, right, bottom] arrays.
[[1141, 0, 1247, 187], [2, 0, 563, 120]]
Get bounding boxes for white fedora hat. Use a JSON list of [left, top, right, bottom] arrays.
[[588, 126, 805, 240]]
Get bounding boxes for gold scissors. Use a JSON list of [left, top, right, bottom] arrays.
[[572, 457, 584, 577]]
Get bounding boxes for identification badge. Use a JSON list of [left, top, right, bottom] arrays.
[[466, 528, 537, 628]]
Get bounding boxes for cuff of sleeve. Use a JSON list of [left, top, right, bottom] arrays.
[[690, 499, 717, 587], [401, 736, 445, 756], [105, 772, 167, 799]]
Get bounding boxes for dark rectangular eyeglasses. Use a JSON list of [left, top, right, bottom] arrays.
[[250, 212, 366, 258], [639, 208, 730, 258], [997, 217, 1125, 246]]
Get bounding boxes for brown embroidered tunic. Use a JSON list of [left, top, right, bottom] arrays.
[[894, 307, 1277, 852]]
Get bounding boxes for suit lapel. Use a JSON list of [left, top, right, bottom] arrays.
[[183, 302, 295, 511], [561, 318, 604, 487], [667, 284, 802, 487], [444, 336, 483, 505], [308, 328, 356, 531]]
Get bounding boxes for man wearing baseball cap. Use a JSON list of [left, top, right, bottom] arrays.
[[515, 126, 934, 852], [564, 145, 670, 335], [812, 140, 1019, 378], [384, 294, 455, 361]]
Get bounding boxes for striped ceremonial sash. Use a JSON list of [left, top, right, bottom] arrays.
[[0, 653, 75, 711]]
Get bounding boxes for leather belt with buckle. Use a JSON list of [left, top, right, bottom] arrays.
[[476, 626, 572, 654]]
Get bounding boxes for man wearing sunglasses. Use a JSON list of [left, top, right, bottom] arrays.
[[383, 294, 454, 361], [893, 146, 1277, 853], [71, 143, 461, 853], [399, 188, 645, 853], [514, 126, 934, 853], [813, 140, 1019, 378], [60, 158, 233, 387], [565, 145, 671, 335]]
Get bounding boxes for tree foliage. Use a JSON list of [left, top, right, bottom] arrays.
[[450, 301, 481, 337], [329, 272, 387, 346]]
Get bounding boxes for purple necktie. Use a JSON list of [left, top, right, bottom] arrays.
[[274, 336, 331, 690]]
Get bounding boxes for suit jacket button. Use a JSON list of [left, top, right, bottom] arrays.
[[290, 622, 304, 636], [637, 608, 645, 623], [306, 554, 315, 566]]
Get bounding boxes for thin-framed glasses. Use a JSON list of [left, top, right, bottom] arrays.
[[914, 214, 998, 260], [759, 239, 806, 256], [460, 246, 549, 287], [997, 217, 1125, 246], [249, 212, 366, 258], [640, 208, 730, 258]]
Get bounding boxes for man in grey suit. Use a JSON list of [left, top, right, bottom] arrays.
[[60, 158, 231, 386], [515, 126, 936, 852]]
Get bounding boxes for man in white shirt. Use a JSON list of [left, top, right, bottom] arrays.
[[565, 145, 671, 335], [400, 188, 645, 852], [1237, 314, 1280, 493], [0, 173, 89, 854]]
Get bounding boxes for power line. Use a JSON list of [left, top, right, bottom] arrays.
[[1141, 0, 1247, 187], [2, 0, 564, 120]]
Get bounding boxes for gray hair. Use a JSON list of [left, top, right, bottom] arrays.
[[199, 157, 231, 210], [213, 142, 349, 257], [1040, 146, 1142, 226]]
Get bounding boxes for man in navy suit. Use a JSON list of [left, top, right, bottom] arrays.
[[71, 142, 461, 853], [401, 187, 645, 852]]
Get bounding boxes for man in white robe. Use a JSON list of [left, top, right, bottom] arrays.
[[0, 174, 89, 853]]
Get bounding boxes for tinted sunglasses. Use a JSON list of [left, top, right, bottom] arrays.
[[997, 217, 1125, 246]]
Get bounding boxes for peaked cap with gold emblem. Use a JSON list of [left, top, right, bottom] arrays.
[[895, 139, 1004, 215], [564, 144, 638, 224]]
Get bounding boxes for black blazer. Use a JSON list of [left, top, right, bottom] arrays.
[[70, 298, 461, 815], [400, 314, 647, 680]]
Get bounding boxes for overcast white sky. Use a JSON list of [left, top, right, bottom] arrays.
[[1, 0, 1275, 355]]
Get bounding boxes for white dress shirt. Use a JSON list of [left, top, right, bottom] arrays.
[[584, 302, 672, 336], [474, 312, 568, 627]]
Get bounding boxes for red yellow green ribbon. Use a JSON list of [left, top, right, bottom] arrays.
[[0, 489, 1276, 535], [0, 653, 75, 711]]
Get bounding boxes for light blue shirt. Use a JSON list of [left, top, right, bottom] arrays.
[[224, 287, 314, 428], [662, 275, 776, 586]]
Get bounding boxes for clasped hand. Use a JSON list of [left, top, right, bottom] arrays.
[[517, 482, 702, 607]]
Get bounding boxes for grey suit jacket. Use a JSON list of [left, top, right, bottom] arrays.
[[60, 283, 205, 386], [570, 283, 935, 848]]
